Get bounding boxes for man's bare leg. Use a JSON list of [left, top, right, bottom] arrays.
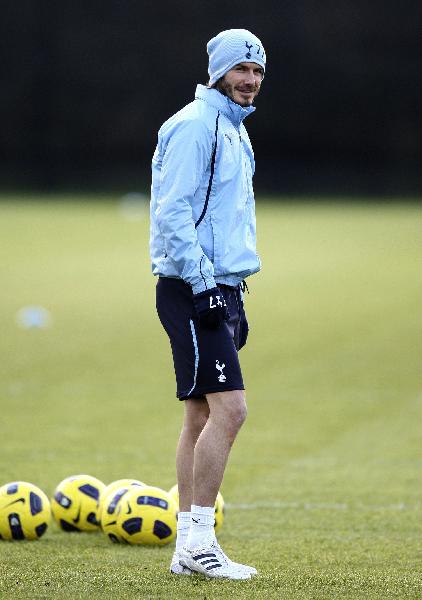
[[176, 398, 210, 512], [171, 398, 210, 574], [179, 389, 256, 578], [184, 389, 247, 550], [192, 389, 247, 507]]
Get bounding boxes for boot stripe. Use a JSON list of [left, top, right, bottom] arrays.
[[193, 552, 216, 561]]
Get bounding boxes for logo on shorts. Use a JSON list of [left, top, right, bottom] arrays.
[[216, 360, 226, 383], [210, 294, 226, 308]]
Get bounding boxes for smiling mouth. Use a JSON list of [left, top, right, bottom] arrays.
[[237, 90, 256, 98]]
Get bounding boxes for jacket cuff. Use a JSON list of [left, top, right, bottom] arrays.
[[191, 277, 217, 295]]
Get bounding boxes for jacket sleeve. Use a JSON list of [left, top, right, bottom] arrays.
[[155, 118, 216, 294]]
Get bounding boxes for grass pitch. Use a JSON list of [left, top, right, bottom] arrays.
[[0, 195, 421, 599]]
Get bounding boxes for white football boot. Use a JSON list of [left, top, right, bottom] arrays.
[[178, 541, 256, 579], [170, 547, 257, 577]]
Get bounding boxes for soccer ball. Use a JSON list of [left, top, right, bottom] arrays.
[[116, 486, 177, 545], [0, 481, 51, 541], [99, 478, 145, 527], [101, 483, 145, 543], [99, 479, 145, 513], [51, 474, 105, 532], [168, 484, 225, 533]]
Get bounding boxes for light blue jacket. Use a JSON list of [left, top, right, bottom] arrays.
[[150, 84, 261, 294]]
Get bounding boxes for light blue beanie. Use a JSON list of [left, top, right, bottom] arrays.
[[207, 29, 266, 86]]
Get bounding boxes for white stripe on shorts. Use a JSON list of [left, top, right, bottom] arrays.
[[187, 319, 199, 396]]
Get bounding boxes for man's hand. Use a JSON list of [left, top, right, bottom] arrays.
[[193, 287, 229, 329]]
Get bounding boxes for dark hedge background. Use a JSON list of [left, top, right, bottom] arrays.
[[1, 1, 421, 194]]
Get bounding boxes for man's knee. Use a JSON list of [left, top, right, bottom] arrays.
[[225, 390, 247, 429], [207, 390, 247, 436]]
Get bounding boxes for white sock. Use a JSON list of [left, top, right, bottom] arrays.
[[186, 504, 215, 551], [175, 511, 191, 553]]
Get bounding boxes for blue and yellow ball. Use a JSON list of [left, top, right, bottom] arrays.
[[101, 483, 145, 543], [115, 485, 177, 545], [51, 474, 105, 532], [0, 481, 51, 541]]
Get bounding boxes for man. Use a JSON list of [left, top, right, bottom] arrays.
[[150, 28, 266, 580]]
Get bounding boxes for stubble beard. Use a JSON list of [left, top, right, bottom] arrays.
[[215, 78, 260, 107]]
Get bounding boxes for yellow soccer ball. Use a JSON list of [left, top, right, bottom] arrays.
[[51, 474, 105, 532], [99, 479, 145, 523], [116, 486, 177, 545], [101, 483, 144, 543], [168, 484, 225, 533], [0, 481, 51, 541]]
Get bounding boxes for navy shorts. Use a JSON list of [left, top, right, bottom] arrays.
[[156, 278, 247, 400]]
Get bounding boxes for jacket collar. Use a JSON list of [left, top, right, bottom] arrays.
[[195, 84, 255, 128]]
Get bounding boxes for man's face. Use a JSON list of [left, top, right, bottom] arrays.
[[216, 62, 264, 107]]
